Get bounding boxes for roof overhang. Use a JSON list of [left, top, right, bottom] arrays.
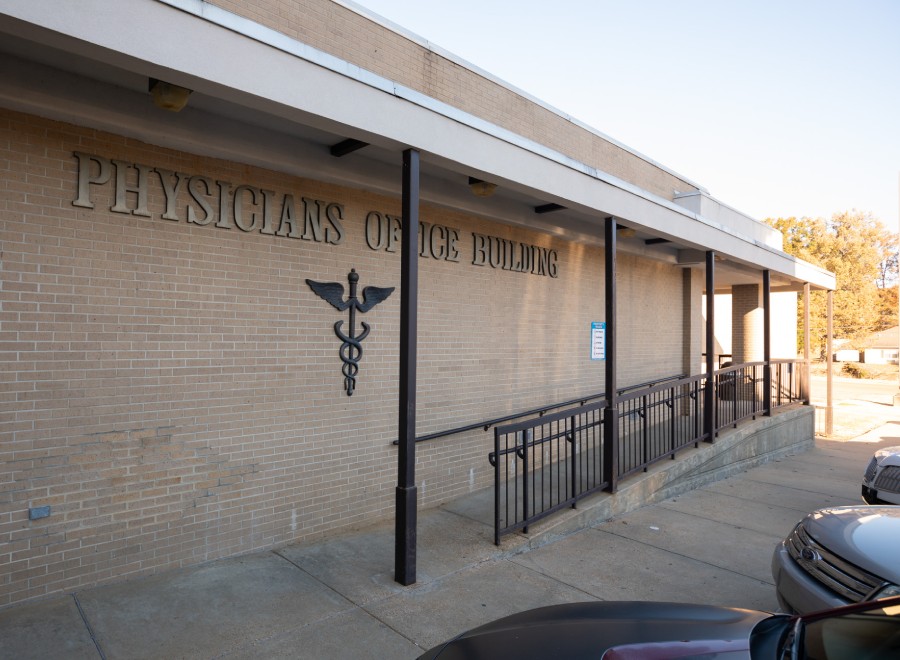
[[0, 0, 835, 292]]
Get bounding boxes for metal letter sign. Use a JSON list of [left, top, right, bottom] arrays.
[[307, 269, 394, 396], [591, 321, 606, 360]]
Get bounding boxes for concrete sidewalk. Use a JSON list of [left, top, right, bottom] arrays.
[[3, 421, 898, 659]]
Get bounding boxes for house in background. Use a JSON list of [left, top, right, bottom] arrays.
[[861, 326, 899, 365]]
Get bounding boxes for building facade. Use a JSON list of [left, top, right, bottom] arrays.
[[0, 0, 834, 607]]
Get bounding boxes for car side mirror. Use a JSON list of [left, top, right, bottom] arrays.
[[793, 597, 900, 659]]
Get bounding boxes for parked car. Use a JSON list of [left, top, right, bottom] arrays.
[[416, 596, 900, 659], [863, 446, 900, 505], [772, 505, 900, 614]]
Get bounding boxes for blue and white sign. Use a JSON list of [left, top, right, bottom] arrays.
[[591, 322, 606, 360]]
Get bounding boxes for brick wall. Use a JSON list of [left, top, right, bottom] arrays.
[[0, 107, 691, 605], [682, 269, 703, 375], [732, 284, 763, 363], [0, 107, 690, 604], [207, 0, 700, 200]]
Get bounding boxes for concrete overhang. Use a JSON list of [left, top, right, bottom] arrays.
[[0, 0, 835, 292]]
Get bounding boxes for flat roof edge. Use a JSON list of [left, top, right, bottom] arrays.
[[334, 0, 709, 194], [3, 0, 832, 290]]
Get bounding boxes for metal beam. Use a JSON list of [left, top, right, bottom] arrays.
[[704, 251, 716, 442], [803, 283, 811, 404], [763, 270, 771, 416], [603, 217, 618, 492], [395, 148, 419, 586], [826, 290, 834, 436]]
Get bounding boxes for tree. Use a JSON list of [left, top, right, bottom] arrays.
[[876, 241, 899, 290], [876, 286, 898, 332], [766, 211, 899, 355]]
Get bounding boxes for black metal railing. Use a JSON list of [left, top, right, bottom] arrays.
[[616, 374, 706, 480], [489, 401, 606, 544], [396, 374, 686, 445], [771, 359, 802, 407], [490, 360, 805, 543], [714, 362, 765, 429]]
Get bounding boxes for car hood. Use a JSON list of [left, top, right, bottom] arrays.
[[875, 446, 900, 467], [417, 602, 774, 660], [802, 506, 900, 583]]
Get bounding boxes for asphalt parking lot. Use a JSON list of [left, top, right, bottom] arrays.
[[3, 415, 897, 659]]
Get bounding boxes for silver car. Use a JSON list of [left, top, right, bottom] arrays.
[[772, 505, 900, 613], [863, 446, 900, 504]]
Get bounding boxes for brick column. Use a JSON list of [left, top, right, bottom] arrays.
[[731, 284, 763, 364], [683, 268, 703, 376]]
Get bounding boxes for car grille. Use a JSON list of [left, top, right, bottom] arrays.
[[786, 523, 883, 602], [864, 456, 878, 482], [875, 466, 900, 493]]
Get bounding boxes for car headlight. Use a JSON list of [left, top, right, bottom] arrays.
[[873, 584, 900, 600]]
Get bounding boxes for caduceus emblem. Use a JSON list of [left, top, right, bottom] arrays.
[[306, 269, 394, 396]]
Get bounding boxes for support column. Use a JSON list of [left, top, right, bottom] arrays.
[[802, 283, 811, 404], [682, 269, 703, 377], [395, 149, 419, 586], [826, 290, 834, 436], [763, 271, 771, 416], [895, 279, 900, 407], [704, 251, 715, 442], [731, 284, 763, 364], [603, 218, 618, 493]]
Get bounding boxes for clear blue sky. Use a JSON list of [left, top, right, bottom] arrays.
[[352, 0, 899, 232]]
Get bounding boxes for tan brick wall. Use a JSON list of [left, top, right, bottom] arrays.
[[207, 0, 700, 200], [732, 284, 763, 363], [682, 269, 704, 375], [0, 108, 688, 606], [616, 253, 686, 383]]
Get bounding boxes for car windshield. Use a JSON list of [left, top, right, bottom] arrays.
[[791, 598, 900, 659]]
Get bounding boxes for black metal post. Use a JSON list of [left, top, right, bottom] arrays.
[[803, 282, 811, 404], [763, 270, 772, 416], [704, 251, 716, 442], [603, 218, 618, 492], [522, 428, 530, 533], [669, 390, 676, 457], [569, 417, 577, 504], [696, 379, 702, 445], [492, 429, 500, 545], [732, 367, 738, 425], [395, 148, 419, 586], [826, 290, 834, 435], [641, 395, 649, 466]]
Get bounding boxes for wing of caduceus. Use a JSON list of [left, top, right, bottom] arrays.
[[357, 286, 395, 312], [306, 280, 350, 311]]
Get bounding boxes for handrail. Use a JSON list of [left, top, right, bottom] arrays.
[[616, 372, 706, 404], [393, 373, 687, 445], [490, 359, 806, 543]]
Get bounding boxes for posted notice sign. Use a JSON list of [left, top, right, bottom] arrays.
[[591, 322, 606, 360]]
